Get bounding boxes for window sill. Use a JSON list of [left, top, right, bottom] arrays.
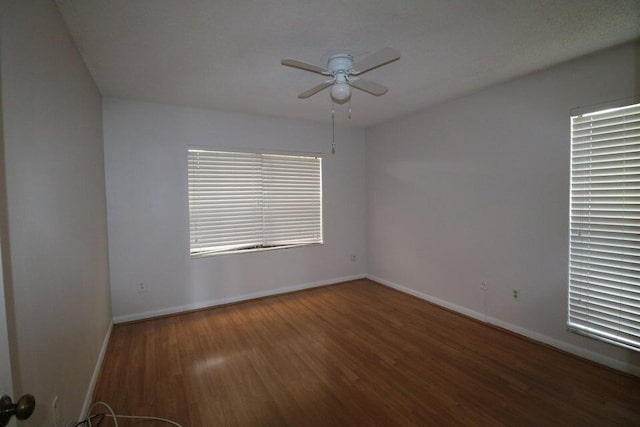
[[190, 242, 324, 259]]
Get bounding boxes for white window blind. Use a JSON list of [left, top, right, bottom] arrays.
[[188, 149, 322, 256], [568, 102, 640, 352]]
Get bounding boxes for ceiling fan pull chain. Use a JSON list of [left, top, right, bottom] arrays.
[[331, 103, 336, 155], [348, 98, 352, 120]]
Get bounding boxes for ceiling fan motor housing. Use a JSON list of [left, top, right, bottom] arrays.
[[328, 53, 353, 81]]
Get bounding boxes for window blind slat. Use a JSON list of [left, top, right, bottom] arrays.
[[570, 247, 640, 261], [571, 227, 640, 239], [570, 281, 640, 300], [572, 105, 640, 124], [572, 120, 640, 138], [569, 102, 640, 351], [570, 257, 640, 275], [572, 111, 640, 130], [569, 294, 640, 318], [570, 292, 640, 313], [569, 312, 640, 337], [570, 306, 640, 332], [570, 257, 640, 274], [571, 129, 640, 144], [572, 175, 640, 185], [571, 137, 640, 152], [572, 147, 640, 161]]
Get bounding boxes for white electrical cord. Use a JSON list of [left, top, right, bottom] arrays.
[[87, 401, 183, 427], [105, 414, 183, 426], [87, 402, 117, 427]]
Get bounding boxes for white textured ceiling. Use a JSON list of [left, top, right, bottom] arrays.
[[55, 0, 640, 127]]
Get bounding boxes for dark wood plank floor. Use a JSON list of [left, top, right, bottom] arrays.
[[93, 279, 640, 426]]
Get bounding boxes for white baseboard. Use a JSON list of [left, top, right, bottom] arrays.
[[113, 274, 366, 324], [79, 321, 113, 420], [367, 274, 640, 377]]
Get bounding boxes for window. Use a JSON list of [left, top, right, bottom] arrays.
[[568, 101, 640, 351], [187, 149, 322, 257]]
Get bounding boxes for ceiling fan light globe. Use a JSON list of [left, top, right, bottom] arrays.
[[330, 83, 351, 102]]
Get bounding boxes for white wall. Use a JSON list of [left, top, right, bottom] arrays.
[[0, 0, 112, 424], [366, 41, 640, 374], [103, 99, 366, 322]]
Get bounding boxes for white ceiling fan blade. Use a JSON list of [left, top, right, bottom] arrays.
[[282, 59, 329, 75], [351, 47, 400, 75], [349, 78, 388, 96], [298, 81, 333, 98]]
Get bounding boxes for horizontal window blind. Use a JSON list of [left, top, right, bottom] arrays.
[[263, 154, 322, 246], [568, 102, 640, 352], [188, 149, 322, 256]]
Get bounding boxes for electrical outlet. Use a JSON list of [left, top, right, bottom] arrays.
[[350, 254, 357, 262], [513, 289, 520, 299], [52, 396, 60, 427], [137, 282, 146, 293], [480, 281, 488, 290]]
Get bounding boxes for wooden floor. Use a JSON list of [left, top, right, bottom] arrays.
[[94, 279, 640, 426]]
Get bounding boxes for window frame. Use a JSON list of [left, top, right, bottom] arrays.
[[187, 147, 323, 258]]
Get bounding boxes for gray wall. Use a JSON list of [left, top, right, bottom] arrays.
[[103, 99, 367, 322], [0, 0, 112, 424], [366, 41, 640, 374]]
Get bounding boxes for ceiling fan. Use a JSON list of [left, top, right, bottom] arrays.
[[281, 48, 400, 103]]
